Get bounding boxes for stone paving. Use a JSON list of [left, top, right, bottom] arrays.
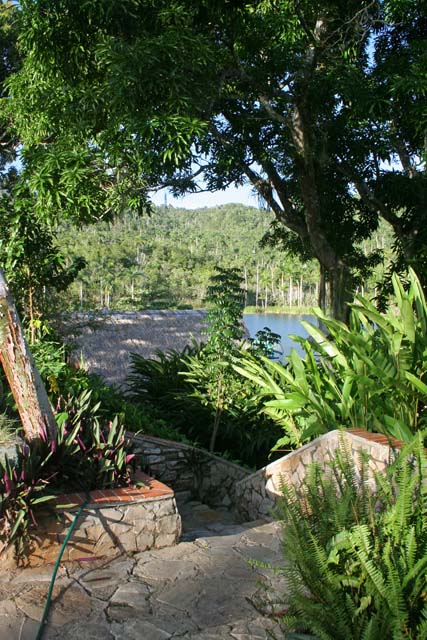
[[0, 500, 287, 639]]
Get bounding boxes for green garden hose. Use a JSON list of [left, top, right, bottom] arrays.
[[35, 493, 90, 640]]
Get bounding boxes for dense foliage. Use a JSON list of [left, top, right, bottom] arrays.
[[56, 205, 392, 313], [236, 270, 427, 448], [0, 388, 137, 558], [128, 346, 282, 468], [5, 0, 426, 319], [0, 3, 86, 329], [277, 436, 427, 639], [57, 204, 315, 311], [127, 268, 282, 466]]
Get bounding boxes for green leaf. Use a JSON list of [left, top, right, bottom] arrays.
[[406, 372, 427, 396]]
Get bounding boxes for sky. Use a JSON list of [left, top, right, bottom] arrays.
[[149, 182, 260, 209]]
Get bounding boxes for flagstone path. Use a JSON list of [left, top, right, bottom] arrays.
[[0, 501, 287, 639]]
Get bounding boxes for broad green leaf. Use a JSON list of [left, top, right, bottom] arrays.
[[406, 372, 427, 396]]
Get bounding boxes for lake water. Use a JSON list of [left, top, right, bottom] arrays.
[[243, 313, 316, 360]]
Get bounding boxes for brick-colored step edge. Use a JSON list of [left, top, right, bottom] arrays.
[[48, 471, 174, 511], [274, 429, 406, 456], [347, 428, 405, 450]]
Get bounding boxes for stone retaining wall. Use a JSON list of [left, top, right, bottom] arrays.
[[234, 429, 400, 521], [131, 434, 250, 507], [1, 473, 181, 570]]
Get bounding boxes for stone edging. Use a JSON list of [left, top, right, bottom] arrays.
[[234, 429, 402, 521], [48, 471, 174, 510], [0, 472, 181, 571], [130, 433, 250, 507]]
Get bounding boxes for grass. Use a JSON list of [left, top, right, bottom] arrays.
[[0, 413, 18, 446]]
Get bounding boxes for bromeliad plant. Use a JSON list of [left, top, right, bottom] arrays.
[[235, 270, 427, 449], [0, 449, 55, 559], [0, 388, 136, 559], [276, 434, 427, 639], [49, 389, 135, 491]]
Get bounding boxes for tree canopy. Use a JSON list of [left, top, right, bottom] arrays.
[[4, 0, 427, 319]]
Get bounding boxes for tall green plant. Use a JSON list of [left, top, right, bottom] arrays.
[[276, 435, 427, 639], [183, 266, 246, 452], [236, 270, 427, 447]]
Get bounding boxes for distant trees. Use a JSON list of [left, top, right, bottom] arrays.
[[4, 1, 426, 319], [57, 205, 327, 311]]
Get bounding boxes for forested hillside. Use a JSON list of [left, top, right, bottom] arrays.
[[58, 203, 391, 312]]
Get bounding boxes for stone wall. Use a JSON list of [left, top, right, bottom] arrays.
[[36, 497, 180, 566], [1, 473, 182, 570], [234, 429, 400, 521], [131, 434, 250, 508]]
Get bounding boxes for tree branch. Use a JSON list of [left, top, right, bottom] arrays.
[[336, 160, 403, 232]]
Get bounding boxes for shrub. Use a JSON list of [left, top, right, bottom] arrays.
[[236, 269, 427, 448], [128, 347, 282, 467], [0, 388, 138, 559], [276, 435, 427, 639], [127, 267, 282, 467]]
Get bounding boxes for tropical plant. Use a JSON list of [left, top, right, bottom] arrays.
[[276, 435, 427, 639], [0, 450, 55, 559], [182, 266, 247, 452], [127, 347, 282, 468], [47, 389, 136, 491], [0, 387, 139, 559], [236, 270, 427, 448], [128, 343, 203, 413]]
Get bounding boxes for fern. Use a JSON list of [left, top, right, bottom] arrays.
[[275, 438, 427, 638]]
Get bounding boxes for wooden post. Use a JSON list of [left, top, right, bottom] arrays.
[[0, 268, 57, 443]]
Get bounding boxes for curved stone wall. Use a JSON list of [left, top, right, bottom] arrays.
[[233, 429, 402, 521], [131, 434, 250, 507]]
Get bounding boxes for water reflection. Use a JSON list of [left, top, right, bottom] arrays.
[[243, 313, 316, 360]]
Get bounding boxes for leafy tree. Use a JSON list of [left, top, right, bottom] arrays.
[[5, 0, 426, 320], [4, 0, 208, 225], [0, 2, 85, 330]]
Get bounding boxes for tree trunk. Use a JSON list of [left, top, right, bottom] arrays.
[[318, 264, 327, 312], [291, 100, 353, 322], [209, 372, 223, 453], [255, 263, 259, 307], [0, 268, 57, 443], [329, 264, 352, 323]]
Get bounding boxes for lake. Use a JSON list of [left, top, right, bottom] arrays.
[[243, 313, 316, 360]]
